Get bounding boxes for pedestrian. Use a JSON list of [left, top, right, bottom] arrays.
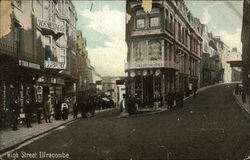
[[167, 91, 174, 109], [12, 99, 20, 130], [153, 91, 161, 111], [73, 102, 79, 119], [193, 83, 197, 96], [188, 82, 193, 96], [61, 101, 69, 120], [179, 89, 184, 108], [235, 83, 239, 95], [54, 101, 62, 120], [44, 95, 52, 123], [120, 94, 126, 113], [242, 89, 246, 103], [36, 101, 43, 124], [24, 98, 33, 128]]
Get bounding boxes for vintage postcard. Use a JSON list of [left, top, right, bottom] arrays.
[[0, 0, 249, 159]]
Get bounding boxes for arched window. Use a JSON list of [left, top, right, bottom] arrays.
[[135, 9, 145, 29], [165, 9, 170, 31], [149, 7, 160, 28]]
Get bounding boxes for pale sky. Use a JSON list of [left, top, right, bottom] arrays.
[[73, 0, 243, 77]]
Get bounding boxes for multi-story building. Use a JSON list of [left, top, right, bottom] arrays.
[[224, 48, 242, 83], [0, 0, 43, 127], [76, 30, 88, 101], [125, 0, 202, 107], [241, 0, 250, 95], [200, 26, 226, 86], [0, 0, 79, 127]]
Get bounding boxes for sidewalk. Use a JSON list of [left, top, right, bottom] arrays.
[[0, 108, 114, 154], [233, 92, 250, 120]]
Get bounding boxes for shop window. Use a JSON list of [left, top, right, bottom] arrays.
[[150, 17, 160, 27], [148, 40, 162, 60], [136, 19, 145, 29]]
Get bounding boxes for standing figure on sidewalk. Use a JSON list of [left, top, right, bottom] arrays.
[[12, 99, 20, 130], [44, 95, 52, 123], [167, 91, 174, 109], [179, 89, 184, 108], [235, 83, 239, 95], [61, 101, 69, 120], [188, 82, 193, 96], [73, 102, 79, 119], [36, 100, 43, 124], [153, 91, 161, 111], [193, 83, 197, 96], [25, 98, 33, 128]]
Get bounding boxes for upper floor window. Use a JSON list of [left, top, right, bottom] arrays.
[[170, 14, 173, 33], [150, 17, 160, 27], [148, 40, 162, 60], [133, 40, 147, 61], [149, 7, 160, 28], [136, 19, 145, 29], [135, 9, 145, 29]]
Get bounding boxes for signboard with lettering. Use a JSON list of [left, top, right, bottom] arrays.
[[37, 19, 65, 34], [44, 60, 66, 69], [127, 60, 166, 69], [18, 60, 41, 70]]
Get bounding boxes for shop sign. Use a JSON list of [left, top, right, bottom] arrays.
[[37, 18, 65, 34], [44, 60, 66, 69], [128, 60, 165, 69], [19, 60, 41, 70]]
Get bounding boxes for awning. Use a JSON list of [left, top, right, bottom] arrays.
[[227, 60, 244, 67]]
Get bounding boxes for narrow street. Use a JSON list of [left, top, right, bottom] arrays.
[[3, 84, 250, 160]]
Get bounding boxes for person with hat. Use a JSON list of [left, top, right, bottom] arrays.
[[44, 95, 52, 123], [24, 98, 33, 127]]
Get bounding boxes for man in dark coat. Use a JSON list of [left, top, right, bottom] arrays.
[[167, 91, 174, 109], [12, 99, 20, 130], [73, 102, 79, 119], [25, 99, 33, 128]]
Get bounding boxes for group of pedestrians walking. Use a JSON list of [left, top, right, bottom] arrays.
[[10, 94, 71, 131], [235, 83, 246, 103]]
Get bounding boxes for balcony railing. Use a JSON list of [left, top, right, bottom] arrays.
[[0, 39, 17, 56]]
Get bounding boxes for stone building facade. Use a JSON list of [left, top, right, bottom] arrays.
[[126, 0, 202, 107], [0, 0, 90, 128]]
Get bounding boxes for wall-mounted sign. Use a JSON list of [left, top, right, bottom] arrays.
[[37, 18, 65, 34], [19, 60, 41, 70], [44, 60, 66, 69], [128, 60, 166, 69]]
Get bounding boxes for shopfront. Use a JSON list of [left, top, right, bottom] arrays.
[[0, 57, 41, 128]]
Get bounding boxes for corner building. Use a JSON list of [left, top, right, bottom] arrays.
[[125, 0, 202, 107]]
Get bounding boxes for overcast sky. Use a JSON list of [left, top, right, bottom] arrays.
[[73, 0, 243, 77]]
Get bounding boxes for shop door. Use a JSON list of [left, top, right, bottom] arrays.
[[143, 76, 153, 107]]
